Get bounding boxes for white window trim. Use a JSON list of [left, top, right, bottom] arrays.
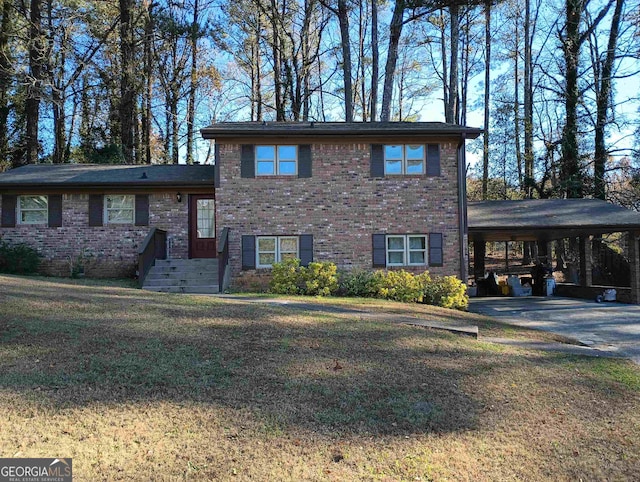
[[383, 145, 425, 176], [104, 194, 135, 224], [386, 234, 428, 267], [17, 195, 48, 225], [256, 235, 300, 268], [255, 145, 298, 176]]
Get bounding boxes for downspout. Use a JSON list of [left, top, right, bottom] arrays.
[[457, 133, 468, 282]]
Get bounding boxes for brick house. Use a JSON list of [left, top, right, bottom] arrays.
[[0, 164, 214, 279], [0, 122, 481, 292], [202, 122, 481, 289]]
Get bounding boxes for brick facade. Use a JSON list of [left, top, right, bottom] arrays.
[[0, 192, 190, 277], [215, 138, 463, 285]]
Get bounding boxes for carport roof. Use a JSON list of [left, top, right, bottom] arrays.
[[468, 199, 640, 242]]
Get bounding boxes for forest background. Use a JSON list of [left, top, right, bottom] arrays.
[[0, 0, 639, 206]]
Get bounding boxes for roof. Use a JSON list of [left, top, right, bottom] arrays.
[[468, 199, 640, 241], [200, 121, 483, 140], [0, 164, 215, 189]]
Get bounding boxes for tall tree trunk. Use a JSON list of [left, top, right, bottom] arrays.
[[440, 9, 449, 121], [119, 0, 136, 164], [514, 17, 523, 189], [380, 0, 404, 122], [25, 0, 43, 164], [337, 0, 353, 122], [0, 0, 12, 160], [594, 0, 624, 200], [482, 0, 490, 199], [370, 0, 378, 121], [523, 0, 534, 198], [186, 0, 199, 165], [561, 0, 582, 198], [270, 0, 284, 120], [445, 3, 460, 124], [142, 0, 152, 164]]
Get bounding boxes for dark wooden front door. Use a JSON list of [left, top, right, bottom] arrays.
[[189, 195, 216, 258]]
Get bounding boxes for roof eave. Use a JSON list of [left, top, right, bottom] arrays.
[[200, 127, 483, 140]]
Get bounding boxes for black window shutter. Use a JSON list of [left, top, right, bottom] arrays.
[[426, 144, 441, 176], [242, 235, 256, 270], [370, 144, 384, 177], [1, 195, 17, 227], [372, 234, 386, 267], [48, 195, 62, 227], [298, 145, 312, 178], [1, 195, 16, 227], [429, 233, 443, 267], [214, 143, 221, 188], [240, 144, 255, 178], [88, 195, 103, 226], [299, 234, 313, 266], [135, 194, 149, 226]]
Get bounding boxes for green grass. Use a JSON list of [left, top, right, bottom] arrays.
[[1, 274, 640, 481]]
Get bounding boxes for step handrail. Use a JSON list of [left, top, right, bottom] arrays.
[[138, 228, 167, 287], [218, 227, 230, 292]]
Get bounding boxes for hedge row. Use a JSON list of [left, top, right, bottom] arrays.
[[269, 258, 468, 310]]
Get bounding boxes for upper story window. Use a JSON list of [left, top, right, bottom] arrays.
[[386, 234, 428, 266], [17, 195, 48, 224], [256, 145, 297, 176], [104, 194, 134, 224], [384, 145, 425, 175]]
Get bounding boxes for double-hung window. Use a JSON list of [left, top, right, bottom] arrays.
[[384, 145, 425, 175], [17, 195, 48, 225], [104, 194, 134, 224], [256, 145, 297, 176], [256, 236, 299, 268], [386, 235, 428, 266]]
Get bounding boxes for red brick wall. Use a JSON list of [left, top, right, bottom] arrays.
[[215, 139, 463, 285], [0, 192, 190, 277]]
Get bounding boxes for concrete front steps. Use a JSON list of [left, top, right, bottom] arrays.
[[142, 258, 219, 294]]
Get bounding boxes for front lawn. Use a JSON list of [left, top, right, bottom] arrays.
[[1, 275, 639, 480]]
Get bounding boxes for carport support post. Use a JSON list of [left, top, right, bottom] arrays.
[[579, 236, 592, 287], [474, 240, 486, 280], [629, 231, 640, 304]]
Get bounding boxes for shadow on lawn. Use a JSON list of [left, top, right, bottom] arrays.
[[0, 276, 636, 438]]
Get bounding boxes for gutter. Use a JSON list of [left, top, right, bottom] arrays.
[[458, 133, 468, 282]]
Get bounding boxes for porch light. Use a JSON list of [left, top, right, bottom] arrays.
[[176, 192, 182, 203]]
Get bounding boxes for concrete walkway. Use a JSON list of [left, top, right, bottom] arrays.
[[469, 296, 640, 364]]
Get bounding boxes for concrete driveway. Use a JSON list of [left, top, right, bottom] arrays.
[[469, 296, 640, 364]]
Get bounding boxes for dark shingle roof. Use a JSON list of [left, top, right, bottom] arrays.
[[0, 164, 214, 189], [467, 199, 640, 232], [201, 121, 483, 139]]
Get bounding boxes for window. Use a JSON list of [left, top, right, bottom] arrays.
[[104, 194, 134, 224], [256, 145, 297, 176], [256, 236, 299, 268], [17, 195, 48, 224], [384, 145, 425, 175], [386, 235, 427, 266]]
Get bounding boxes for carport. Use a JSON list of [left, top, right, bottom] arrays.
[[468, 199, 640, 303]]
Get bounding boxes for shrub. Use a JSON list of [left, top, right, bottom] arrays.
[[338, 269, 376, 297], [0, 239, 41, 275], [269, 258, 302, 294], [422, 275, 469, 310], [302, 261, 338, 296], [367, 269, 430, 303]]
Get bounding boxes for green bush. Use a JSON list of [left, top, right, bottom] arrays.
[[0, 239, 41, 275], [422, 275, 469, 310], [270, 258, 302, 294], [270, 259, 339, 296], [367, 270, 431, 303], [338, 269, 376, 297], [302, 261, 338, 296]]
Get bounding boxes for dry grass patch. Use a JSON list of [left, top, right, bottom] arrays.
[[1, 275, 639, 481]]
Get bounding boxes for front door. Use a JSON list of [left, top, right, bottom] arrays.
[[189, 195, 216, 258]]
